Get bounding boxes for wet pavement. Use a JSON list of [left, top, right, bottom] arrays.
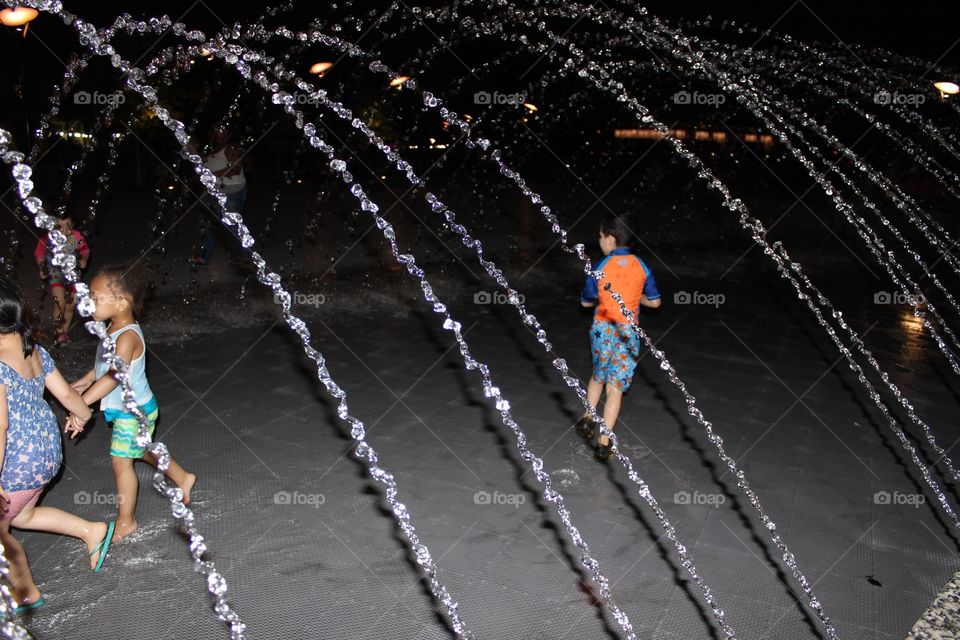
[[10, 240, 959, 639]]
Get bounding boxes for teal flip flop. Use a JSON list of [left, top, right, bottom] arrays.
[[12, 595, 45, 615], [90, 521, 115, 573]]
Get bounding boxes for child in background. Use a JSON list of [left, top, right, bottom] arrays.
[[70, 265, 195, 542], [576, 214, 662, 460], [0, 278, 114, 616], [34, 210, 90, 344]]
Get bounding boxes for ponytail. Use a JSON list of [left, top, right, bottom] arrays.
[[17, 320, 35, 358]]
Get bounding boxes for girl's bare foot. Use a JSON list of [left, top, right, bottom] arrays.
[[112, 519, 138, 543], [85, 521, 110, 570], [181, 473, 196, 506], [14, 585, 43, 606]]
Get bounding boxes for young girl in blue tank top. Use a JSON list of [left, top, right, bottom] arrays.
[[70, 265, 196, 543]]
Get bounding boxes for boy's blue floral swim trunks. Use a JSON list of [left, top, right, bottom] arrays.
[[590, 319, 640, 392]]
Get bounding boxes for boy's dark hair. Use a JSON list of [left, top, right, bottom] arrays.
[[100, 264, 151, 315], [54, 204, 83, 229], [599, 213, 634, 248], [0, 277, 35, 357]]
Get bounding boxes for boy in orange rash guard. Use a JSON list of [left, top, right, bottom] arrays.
[[575, 214, 662, 460]]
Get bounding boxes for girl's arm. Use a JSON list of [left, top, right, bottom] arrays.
[[34, 238, 48, 278], [80, 330, 139, 406], [46, 368, 93, 423], [80, 372, 118, 407], [0, 385, 9, 504], [47, 369, 92, 440], [76, 232, 90, 270], [70, 367, 96, 394]]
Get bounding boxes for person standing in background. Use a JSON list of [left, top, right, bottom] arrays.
[[193, 127, 246, 266]]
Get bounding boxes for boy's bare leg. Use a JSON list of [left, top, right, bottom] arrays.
[[598, 383, 623, 447], [575, 375, 605, 439], [111, 456, 140, 541], [143, 450, 196, 505], [584, 375, 603, 417]]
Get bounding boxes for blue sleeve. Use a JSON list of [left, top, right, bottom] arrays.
[[580, 256, 608, 302], [39, 346, 56, 376], [580, 272, 598, 302], [640, 260, 661, 300]]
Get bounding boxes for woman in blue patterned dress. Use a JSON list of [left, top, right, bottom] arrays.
[[0, 277, 114, 615]]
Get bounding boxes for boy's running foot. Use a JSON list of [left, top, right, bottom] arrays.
[[595, 440, 614, 461], [112, 519, 138, 543], [574, 416, 595, 440], [181, 473, 197, 506]]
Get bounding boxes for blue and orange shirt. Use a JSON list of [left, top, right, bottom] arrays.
[[580, 248, 660, 323]]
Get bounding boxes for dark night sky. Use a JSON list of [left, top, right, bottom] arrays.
[[644, 1, 958, 65], [1, 0, 957, 140], [7, 1, 960, 63], [59, 1, 960, 64]]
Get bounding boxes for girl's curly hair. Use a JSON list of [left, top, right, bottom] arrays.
[[99, 264, 152, 315]]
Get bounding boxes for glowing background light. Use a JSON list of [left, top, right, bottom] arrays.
[[309, 61, 333, 75], [0, 6, 38, 27], [934, 81, 959, 97]]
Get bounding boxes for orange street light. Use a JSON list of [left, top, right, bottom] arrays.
[[0, 6, 38, 36], [522, 102, 538, 113], [310, 62, 333, 76], [934, 81, 959, 99], [390, 75, 411, 89]]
